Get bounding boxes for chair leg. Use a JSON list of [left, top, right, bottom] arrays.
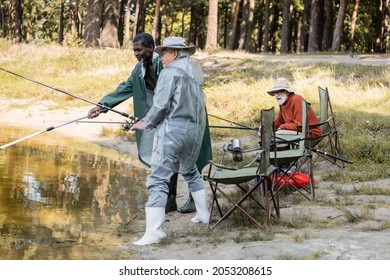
[[208, 182, 266, 230], [266, 173, 280, 221]]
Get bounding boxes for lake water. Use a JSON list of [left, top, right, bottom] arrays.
[[0, 124, 149, 260]]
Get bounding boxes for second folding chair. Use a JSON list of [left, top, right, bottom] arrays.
[[204, 107, 280, 229], [270, 99, 315, 201]]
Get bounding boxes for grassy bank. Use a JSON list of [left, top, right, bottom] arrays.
[[1, 41, 390, 182]]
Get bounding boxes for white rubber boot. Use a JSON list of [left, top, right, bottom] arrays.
[[133, 207, 166, 246], [191, 189, 210, 224]]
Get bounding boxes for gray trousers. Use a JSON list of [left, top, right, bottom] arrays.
[[145, 164, 204, 208]]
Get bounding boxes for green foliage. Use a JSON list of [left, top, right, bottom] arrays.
[[1, 0, 389, 53], [63, 31, 85, 48]]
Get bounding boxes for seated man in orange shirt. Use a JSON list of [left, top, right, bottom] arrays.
[[267, 77, 321, 144]]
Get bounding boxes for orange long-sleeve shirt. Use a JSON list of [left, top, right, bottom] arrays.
[[274, 93, 322, 138]]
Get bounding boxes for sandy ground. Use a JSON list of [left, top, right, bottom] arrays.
[[1, 54, 390, 260]]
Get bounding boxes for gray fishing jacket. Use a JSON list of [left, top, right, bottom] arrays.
[[143, 57, 206, 173]]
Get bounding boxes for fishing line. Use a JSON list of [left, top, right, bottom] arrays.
[[0, 67, 138, 121], [208, 114, 259, 131]]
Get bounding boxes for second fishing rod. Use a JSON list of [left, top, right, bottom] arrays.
[[0, 67, 138, 122]]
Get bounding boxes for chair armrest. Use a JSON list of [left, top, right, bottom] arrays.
[[208, 160, 238, 170]]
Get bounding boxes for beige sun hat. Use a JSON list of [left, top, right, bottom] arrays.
[[154, 37, 196, 56], [267, 77, 295, 96]]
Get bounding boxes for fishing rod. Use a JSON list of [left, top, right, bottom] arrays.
[[209, 125, 258, 130], [310, 147, 353, 164], [208, 114, 259, 131], [45, 120, 127, 125], [208, 113, 352, 164], [46, 119, 255, 132], [44, 120, 134, 131], [0, 67, 138, 122], [0, 116, 88, 150]]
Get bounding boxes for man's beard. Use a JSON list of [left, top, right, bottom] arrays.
[[276, 95, 288, 105]]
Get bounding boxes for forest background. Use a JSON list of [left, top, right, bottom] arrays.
[[0, 0, 388, 54]]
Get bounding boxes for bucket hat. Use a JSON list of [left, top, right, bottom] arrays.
[[267, 77, 295, 96], [154, 37, 196, 56]]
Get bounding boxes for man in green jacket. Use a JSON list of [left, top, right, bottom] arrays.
[[87, 33, 212, 214]]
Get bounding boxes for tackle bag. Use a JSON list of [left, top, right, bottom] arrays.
[[272, 172, 310, 188]]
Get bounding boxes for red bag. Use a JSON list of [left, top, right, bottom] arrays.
[[272, 172, 310, 188]]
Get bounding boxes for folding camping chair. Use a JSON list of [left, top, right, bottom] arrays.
[[270, 99, 315, 201], [310, 86, 352, 168], [204, 107, 280, 229]]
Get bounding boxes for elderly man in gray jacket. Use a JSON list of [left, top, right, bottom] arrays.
[[130, 37, 210, 246]]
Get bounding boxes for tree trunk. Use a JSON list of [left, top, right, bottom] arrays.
[[332, 0, 348, 51], [59, 0, 65, 44], [228, 0, 241, 50], [79, 6, 85, 39], [123, 0, 131, 48], [181, 5, 186, 37], [197, 3, 207, 49], [132, 0, 140, 37], [84, 0, 103, 47], [349, 0, 359, 55], [133, 0, 146, 35], [67, 3, 74, 34], [189, 4, 197, 46], [25, 0, 32, 43], [14, 0, 22, 43], [238, 0, 248, 50], [152, 0, 161, 43], [163, 12, 171, 38], [254, 0, 264, 52], [263, 0, 270, 52], [244, 0, 255, 51], [74, 0, 81, 37], [117, 0, 125, 46], [0, 0, 4, 38], [374, 0, 388, 53], [321, 0, 334, 51], [189, 2, 207, 49], [270, 3, 279, 52], [297, 0, 310, 52], [205, 0, 218, 49], [280, 0, 292, 53], [100, 0, 120, 48], [308, 0, 323, 52], [222, 1, 229, 48]]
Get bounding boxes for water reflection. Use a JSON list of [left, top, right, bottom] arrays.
[[0, 125, 148, 260]]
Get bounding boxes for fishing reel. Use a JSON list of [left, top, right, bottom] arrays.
[[227, 139, 243, 162], [122, 121, 134, 131]]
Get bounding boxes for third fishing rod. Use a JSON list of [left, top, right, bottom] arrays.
[[0, 67, 138, 122]]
